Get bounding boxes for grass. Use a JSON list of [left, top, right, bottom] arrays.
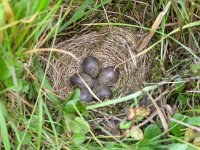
[[0, 0, 200, 149]]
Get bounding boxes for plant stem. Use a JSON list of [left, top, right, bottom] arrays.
[[87, 81, 166, 110]]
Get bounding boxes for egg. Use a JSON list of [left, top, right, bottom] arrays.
[[70, 73, 94, 88], [80, 88, 93, 102], [82, 56, 101, 78], [98, 66, 119, 86], [93, 84, 112, 100]]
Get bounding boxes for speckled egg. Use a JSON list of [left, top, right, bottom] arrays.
[[93, 84, 112, 100], [98, 66, 119, 86], [70, 73, 94, 88], [82, 56, 101, 78]]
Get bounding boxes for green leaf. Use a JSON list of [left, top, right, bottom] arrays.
[[66, 88, 81, 102], [190, 62, 200, 75], [190, 62, 200, 70], [174, 78, 185, 92], [71, 117, 90, 134], [178, 94, 187, 105], [72, 133, 86, 144], [4, 77, 23, 91], [138, 147, 154, 150], [186, 116, 200, 127], [119, 120, 133, 129], [21, 80, 29, 93], [64, 99, 84, 113], [4, 76, 29, 93], [138, 139, 151, 148], [63, 112, 76, 133], [165, 143, 193, 150], [14, 59, 24, 76], [169, 113, 186, 136], [144, 124, 161, 140], [0, 58, 11, 81], [64, 88, 86, 114], [0, 101, 10, 150]]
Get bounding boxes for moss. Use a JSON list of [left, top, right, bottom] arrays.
[[148, 46, 164, 83]]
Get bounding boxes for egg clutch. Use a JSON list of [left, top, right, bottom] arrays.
[[70, 56, 120, 102]]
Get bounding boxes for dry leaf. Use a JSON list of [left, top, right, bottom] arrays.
[[184, 128, 194, 142], [0, 31, 3, 43], [124, 126, 144, 140], [2, 1, 14, 22], [130, 126, 144, 140], [127, 106, 151, 120], [193, 137, 200, 146]]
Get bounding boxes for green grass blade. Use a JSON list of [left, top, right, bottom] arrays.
[[59, 0, 92, 31], [37, 94, 44, 149], [36, 5, 63, 147], [43, 103, 59, 149], [87, 82, 165, 110], [0, 101, 10, 150], [33, 57, 60, 106], [59, 0, 112, 32], [36, 0, 50, 12], [0, 3, 4, 27]]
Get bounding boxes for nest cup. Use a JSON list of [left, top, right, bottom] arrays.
[[47, 27, 151, 99]]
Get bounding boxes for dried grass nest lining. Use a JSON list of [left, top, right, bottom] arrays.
[[46, 27, 151, 99]]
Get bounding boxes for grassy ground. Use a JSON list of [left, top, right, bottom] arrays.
[[0, 0, 200, 149]]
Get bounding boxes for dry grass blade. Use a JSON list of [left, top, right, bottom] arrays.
[[23, 48, 80, 62], [147, 93, 169, 131], [137, 1, 171, 53], [2, 1, 14, 22], [78, 73, 102, 102]]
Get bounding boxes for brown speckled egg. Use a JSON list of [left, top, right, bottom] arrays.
[[82, 56, 101, 78], [93, 84, 112, 100], [80, 88, 93, 102], [98, 66, 119, 86], [70, 73, 94, 88]]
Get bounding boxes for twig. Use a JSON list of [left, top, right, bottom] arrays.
[[137, 111, 158, 128]]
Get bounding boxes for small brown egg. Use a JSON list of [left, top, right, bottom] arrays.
[[80, 88, 93, 102], [98, 66, 119, 86], [70, 73, 94, 88], [82, 56, 101, 78], [93, 84, 112, 100]]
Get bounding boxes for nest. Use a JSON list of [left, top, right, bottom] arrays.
[[46, 27, 151, 99]]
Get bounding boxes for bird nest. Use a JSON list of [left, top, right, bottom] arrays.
[[46, 27, 151, 100]]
